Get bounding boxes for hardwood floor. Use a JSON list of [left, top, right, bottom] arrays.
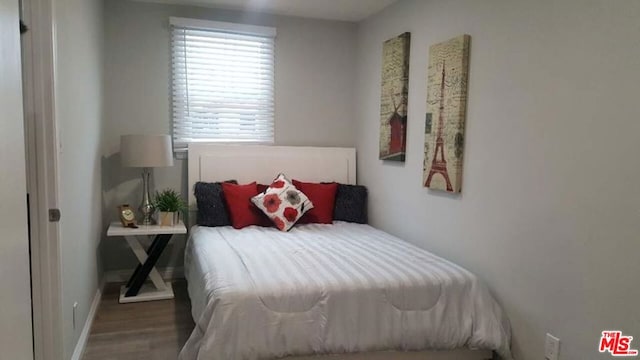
[[82, 280, 194, 360]]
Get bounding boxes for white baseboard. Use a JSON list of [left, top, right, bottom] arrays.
[[70, 279, 105, 360], [104, 266, 184, 283]]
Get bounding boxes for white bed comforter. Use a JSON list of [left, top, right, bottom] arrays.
[[179, 222, 512, 360]]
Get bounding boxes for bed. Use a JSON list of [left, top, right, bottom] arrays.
[[180, 144, 512, 360]]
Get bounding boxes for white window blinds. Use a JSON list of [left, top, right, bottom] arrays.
[[170, 17, 276, 150]]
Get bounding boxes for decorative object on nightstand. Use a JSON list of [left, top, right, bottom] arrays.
[[117, 204, 138, 228], [120, 134, 174, 225], [107, 221, 187, 303], [153, 188, 187, 226]]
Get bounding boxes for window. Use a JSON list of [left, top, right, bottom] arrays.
[[170, 17, 276, 151]]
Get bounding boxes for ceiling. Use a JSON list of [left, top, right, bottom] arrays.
[[134, 0, 399, 22]]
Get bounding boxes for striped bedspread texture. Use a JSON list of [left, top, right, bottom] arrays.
[[179, 222, 512, 360]]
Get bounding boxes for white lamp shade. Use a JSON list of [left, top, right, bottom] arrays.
[[120, 134, 174, 168]]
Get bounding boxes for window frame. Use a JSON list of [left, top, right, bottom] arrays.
[[169, 17, 276, 154]]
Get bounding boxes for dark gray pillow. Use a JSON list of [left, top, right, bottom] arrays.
[[333, 184, 367, 224], [194, 180, 237, 227]]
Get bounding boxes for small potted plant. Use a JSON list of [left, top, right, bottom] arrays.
[[153, 188, 187, 226]]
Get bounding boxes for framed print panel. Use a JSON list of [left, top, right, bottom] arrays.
[[423, 34, 470, 192], [379, 32, 410, 162]]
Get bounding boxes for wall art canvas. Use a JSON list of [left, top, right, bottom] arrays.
[[423, 34, 470, 192], [379, 32, 410, 162]]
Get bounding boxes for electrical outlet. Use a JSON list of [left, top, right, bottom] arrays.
[[545, 333, 560, 360], [73, 302, 78, 330]]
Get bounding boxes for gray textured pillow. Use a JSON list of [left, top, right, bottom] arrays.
[[194, 180, 237, 227], [333, 184, 368, 224]]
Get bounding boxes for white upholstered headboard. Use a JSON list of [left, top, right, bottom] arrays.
[[187, 144, 356, 210]]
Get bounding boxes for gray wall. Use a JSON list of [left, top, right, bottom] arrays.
[[355, 0, 640, 359], [54, 0, 104, 357], [0, 0, 33, 358], [102, 0, 357, 271]]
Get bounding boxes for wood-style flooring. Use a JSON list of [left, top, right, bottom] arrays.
[[82, 280, 194, 360]]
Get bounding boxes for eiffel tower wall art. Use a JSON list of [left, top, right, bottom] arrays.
[[379, 32, 410, 162], [423, 35, 470, 193]]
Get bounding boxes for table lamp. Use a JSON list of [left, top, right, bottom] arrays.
[[120, 134, 174, 225]]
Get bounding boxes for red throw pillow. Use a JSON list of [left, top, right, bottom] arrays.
[[292, 180, 338, 224], [222, 182, 271, 229], [257, 183, 269, 193]]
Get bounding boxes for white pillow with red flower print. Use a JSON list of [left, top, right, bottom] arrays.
[[251, 173, 314, 231]]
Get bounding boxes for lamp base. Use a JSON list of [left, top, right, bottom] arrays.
[[140, 169, 155, 225]]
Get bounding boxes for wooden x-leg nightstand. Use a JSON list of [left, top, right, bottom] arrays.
[[107, 221, 187, 303]]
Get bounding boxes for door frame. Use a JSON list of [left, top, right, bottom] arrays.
[[21, 0, 63, 359]]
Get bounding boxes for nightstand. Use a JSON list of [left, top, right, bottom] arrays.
[[107, 221, 187, 303]]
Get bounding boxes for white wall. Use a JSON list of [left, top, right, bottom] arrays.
[[54, 0, 104, 357], [0, 0, 34, 358], [101, 0, 357, 271], [355, 0, 640, 359]]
